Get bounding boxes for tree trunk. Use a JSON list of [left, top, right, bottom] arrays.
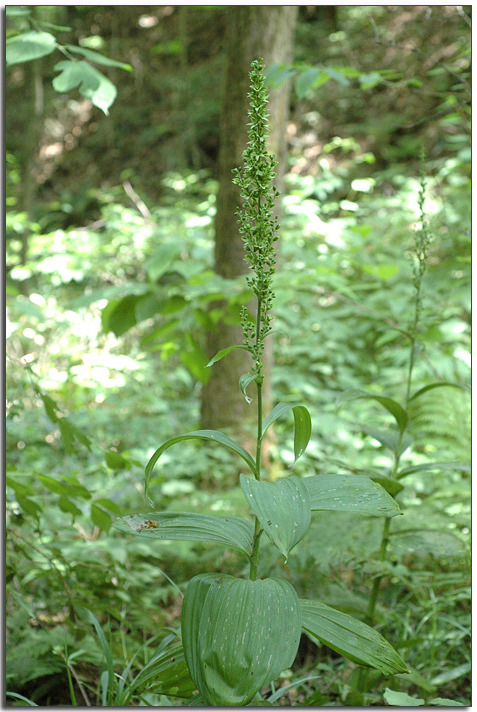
[[200, 6, 297, 436]]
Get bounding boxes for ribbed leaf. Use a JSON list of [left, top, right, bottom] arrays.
[[114, 512, 254, 557], [408, 381, 469, 403], [182, 574, 301, 706], [240, 474, 311, 560], [145, 430, 256, 501], [300, 599, 408, 674], [337, 390, 408, 433], [261, 403, 311, 462], [359, 424, 413, 457], [397, 461, 471, 480], [303, 475, 401, 517]]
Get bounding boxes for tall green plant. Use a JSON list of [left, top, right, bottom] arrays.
[[114, 58, 407, 706]]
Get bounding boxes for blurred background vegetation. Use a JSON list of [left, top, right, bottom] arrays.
[[6, 5, 470, 706]]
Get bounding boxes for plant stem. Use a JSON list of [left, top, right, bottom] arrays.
[[366, 517, 391, 624], [250, 299, 264, 580]]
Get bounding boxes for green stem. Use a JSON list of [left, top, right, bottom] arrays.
[[249, 299, 264, 580], [366, 516, 391, 625]]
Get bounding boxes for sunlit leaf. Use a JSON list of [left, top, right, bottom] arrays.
[[384, 689, 424, 706], [303, 475, 401, 517], [145, 430, 256, 501], [182, 574, 301, 706], [301, 599, 408, 674], [114, 512, 254, 557], [53, 60, 117, 114], [6, 31, 56, 65], [240, 474, 311, 560]]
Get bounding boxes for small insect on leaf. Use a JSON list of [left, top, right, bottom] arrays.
[[145, 520, 158, 528], [215, 577, 222, 583]]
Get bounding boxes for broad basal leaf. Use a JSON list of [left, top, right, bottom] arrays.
[[240, 474, 311, 560], [300, 599, 408, 675], [182, 574, 301, 706], [145, 430, 256, 502], [261, 403, 311, 462], [303, 475, 401, 517], [114, 512, 254, 557]]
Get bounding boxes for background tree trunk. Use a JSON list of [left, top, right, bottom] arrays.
[[200, 6, 297, 436]]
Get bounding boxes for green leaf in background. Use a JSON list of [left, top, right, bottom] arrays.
[[337, 390, 408, 433], [240, 474, 311, 561], [397, 460, 471, 479], [145, 243, 180, 282], [91, 503, 112, 531], [145, 430, 256, 501], [408, 381, 470, 402], [369, 474, 404, 497], [6, 31, 56, 65], [126, 640, 196, 701], [384, 689, 424, 706], [65, 44, 132, 71], [359, 424, 413, 457], [114, 512, 254, 557], [181, 574, 301, 706], [358, 72, 383, 89], [239, 373, 257, 404], [52, 60, 117, 114], [301, 600, 408, 674], [303, 475, 401, 517], [295, 67, 330, 98], [206, 344, 251, 367], [261, 403, 311, 462]]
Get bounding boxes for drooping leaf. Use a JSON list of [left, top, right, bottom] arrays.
[[303, 475, 401, 517], [369, 474, 404, 497], [52, 60, 117, 114], [182, 574, 301, 706], [261, 403, 311, 462], [114, 512, 254, 557], [145, 431, 256, 501], [239, 373, 257, 404], [240, 474, 311, 561], [300, 600, 408, 674], [337, 391, 408, 433], [6, 31, 56, 65], [65, 44, 132, 71], [206, 344, 251, 368], [408, 381, 470, 403]]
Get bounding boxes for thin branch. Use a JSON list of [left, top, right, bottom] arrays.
[[123, 180, 152, 221]]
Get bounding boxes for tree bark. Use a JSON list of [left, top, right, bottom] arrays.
[[200, 6, 297, 435]]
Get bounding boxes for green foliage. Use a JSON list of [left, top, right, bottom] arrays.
[[5, 8, 470, 705]]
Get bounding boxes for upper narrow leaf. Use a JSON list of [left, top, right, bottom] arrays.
[[114, 512, 254, 557], [65, 44, 132, 71], [240, 474, 311, 560], [261, 403, 311, 462], [206, 344, 250, 368], [303, 475, 401, 517], [300, 599, 408, 674], [145, 430, 256, 501]]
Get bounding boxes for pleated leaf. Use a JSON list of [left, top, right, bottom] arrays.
[[261, 403, 311, 462], [145, 430, 256, 501], [182, 574, 301, 706], [300, 599, 408, 674], [114, 512, 254, 557], [127, 640, 196, 700], [303, 475, 401, 517], [240, 474, 311, 560]]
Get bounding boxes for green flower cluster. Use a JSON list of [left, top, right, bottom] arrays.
[[233, 58, 280, 380]]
